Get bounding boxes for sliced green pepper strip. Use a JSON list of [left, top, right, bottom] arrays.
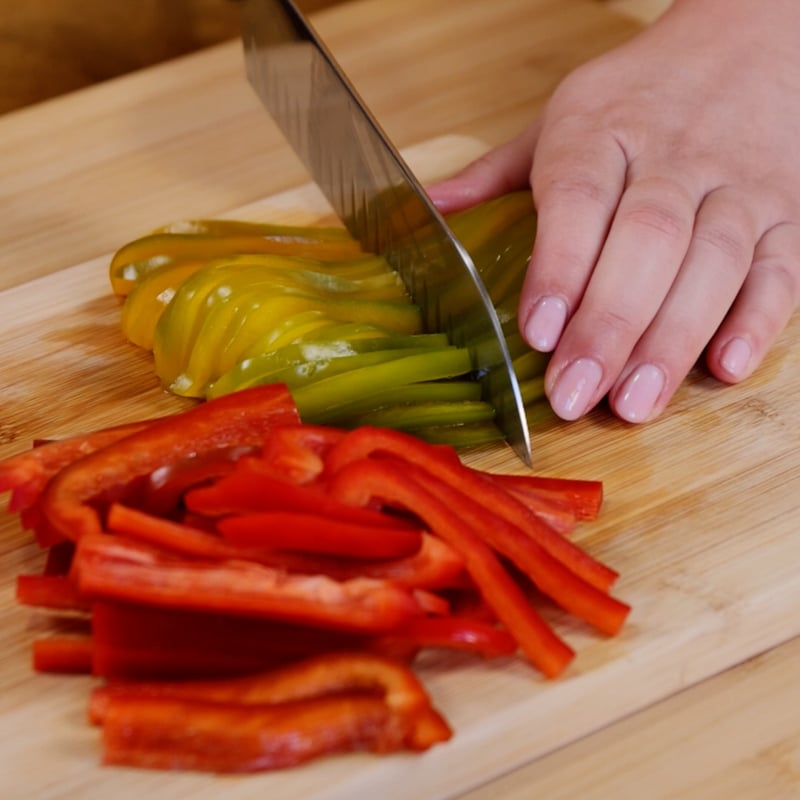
[[241, 311, 341, 355], [182, 269, 410, 380], [512, 349, 550, 382], [340, 400, 495, 431], [290, 348, 474, 421], [519, 376, 546, 406], [151, 219, 357, 239], [404, 422, 505, 448], [215, 296, 421, 384], [446, 191, 534, 255], [120, 261, 209, 350], [110, 232, 368, 295], [310, 380, 482, 424], [155, 277, 422, 395], [207, 341, 456, 400]]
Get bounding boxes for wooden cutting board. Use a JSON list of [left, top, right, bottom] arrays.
[[1, 1, 799, 798], [2, 132, 799, 800]]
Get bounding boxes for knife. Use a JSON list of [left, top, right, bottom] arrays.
[[240, 0, 532, 465]]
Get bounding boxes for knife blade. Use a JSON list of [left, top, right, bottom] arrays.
[[240, 0, 532, 464]]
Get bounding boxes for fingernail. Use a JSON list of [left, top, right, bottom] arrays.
[[523, 296, 568, 351], [720, 336, 752, 379], [615, 364, 666, 423], [549, 358, 603, 420]]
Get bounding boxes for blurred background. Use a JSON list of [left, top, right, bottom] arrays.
[[0, 0, 669, 116], [0, 0, 340, 115]]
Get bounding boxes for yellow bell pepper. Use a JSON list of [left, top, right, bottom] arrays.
[[109, 193, 544, 447]]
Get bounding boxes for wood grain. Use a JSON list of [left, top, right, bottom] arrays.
[[0, 0, 669, 116], [462, 637, 800, 800], [1, 0, 798, 797], [0, 0, 639, 293], [0, 0, 343, 114]]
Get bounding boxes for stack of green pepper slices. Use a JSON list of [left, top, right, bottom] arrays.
[[110, 192, 551, 447]]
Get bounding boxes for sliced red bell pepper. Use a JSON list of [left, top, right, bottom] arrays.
[[16, 574, 88, 612], [72, 533, 423, 634], [32, 636, 93, 674], [348, 533, 465, 589], [138, 447, 247, 516], [373, 617, 517, 660], [328, 458, 575, 678], [259, 423, 347, 485], [325, 426, 620, 594], [105, 503, 461, 589], [90, 601, 377, 680], [38, 384, 300, 543], [486, 471, 604, 521], [43, 541, 76, 575], [415, 458, 629, 635], [218, 510, 423, 560], [99, 692, 446, 772], [185, 458, 414, 529], [91, 652, 445, 725], [0, 420, 151, 512], [335, 452, 628, 637], [245, 532, 465, 589], [106, 501, 270, 561], [92, 652, 451, 771]]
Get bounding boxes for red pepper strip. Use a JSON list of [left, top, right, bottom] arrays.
[[72, 533, 423, 633], [91, 651, 443, 725], [486, 472, 604, 521], [16, 575, 88, 611], [350, 533, 465, 589], [139, 449, 247, 516], [218, 510, 423, 560], [22, 505, 66, 548], [482, 478, 578, 535], [91, 601, 377, 680], [38, 384, 300, 542], [32, 636, 93, 674], [43, 541, 76, 575], [106, 503, 462, 589], [259, 424, 347, 485], [441, 588, 498, 623], [411, 589, 451, 617], [185, 460, 416, 529], [352, 454, 628, 636], [100, 692, 447, 772], [325, 427, 619, 594], [257, 534, 467, 589], [373, 617, 517, 660], [497, 488, 577, 535], [328, 459, 574, 678], [0, 420, 151, 511], [106, 501, 288, 564], [91, 652, 452, 768]]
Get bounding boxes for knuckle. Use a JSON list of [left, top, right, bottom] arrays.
[[694, 222, 752, 270], [617, 200, 691, 242], [589, 306, 641, 342], [762, 259, 800, 306], [540, 173, 617, 212]]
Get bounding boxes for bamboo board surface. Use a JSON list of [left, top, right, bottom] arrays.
[[1, 0, 799, 797]]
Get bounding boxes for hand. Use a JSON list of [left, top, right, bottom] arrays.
[[429, 0, 800, 423]]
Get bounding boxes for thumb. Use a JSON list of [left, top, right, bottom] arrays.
[[427, 122, 540, 214]]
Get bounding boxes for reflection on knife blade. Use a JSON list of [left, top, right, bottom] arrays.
[[241, 0, 532, 464]]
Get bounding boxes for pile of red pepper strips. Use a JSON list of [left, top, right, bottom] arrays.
[[0, 384, 629, 773]]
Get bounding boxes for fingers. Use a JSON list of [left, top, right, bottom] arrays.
[[705, 221, 800, 384], [519, 133, 629, 352], [605, 188, 760, 422], [537, 172, 699, 421], [426, 123, 539, 214]]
